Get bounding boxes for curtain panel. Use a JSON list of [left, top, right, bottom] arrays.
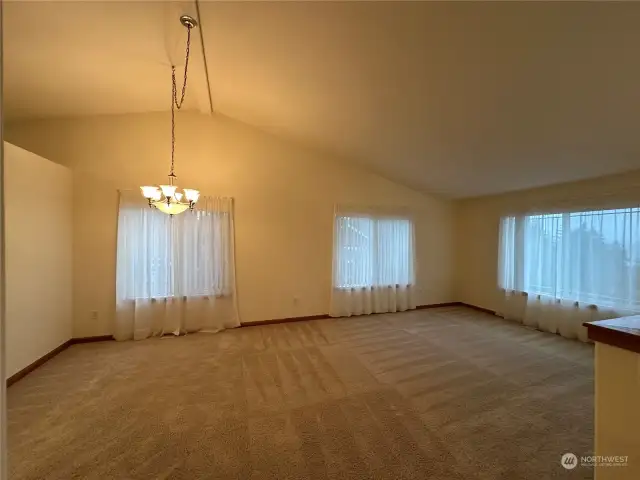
[[115, 193, 239, 340], [330, 206, 416, 317]]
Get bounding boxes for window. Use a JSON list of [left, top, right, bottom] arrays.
[[116, 202, 233, 301], [334, 215, 414, 288], [499, 207, 640, 310]]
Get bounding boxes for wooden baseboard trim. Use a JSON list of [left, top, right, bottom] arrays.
[[7, 335, 115, 387], [71, 335, 114, 344], [416, 302, 460, 310], [458, 302, 496, 315], [241, 314, 330, 327], [7, 339, 72, 387], [241, 302, 469, 327]]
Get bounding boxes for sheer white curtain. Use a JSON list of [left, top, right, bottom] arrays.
[[498, 208, 640, 341], [330, 207, 416, 317], [115, 193, 239, 340]]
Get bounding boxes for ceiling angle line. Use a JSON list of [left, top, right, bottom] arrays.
[[195, 0, 214, 114]]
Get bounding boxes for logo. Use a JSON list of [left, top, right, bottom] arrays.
[[561, 453, 578, 470], [560, 452, 628, 470]]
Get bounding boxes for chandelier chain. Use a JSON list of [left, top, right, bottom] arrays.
[[170, 24, 192, 177]]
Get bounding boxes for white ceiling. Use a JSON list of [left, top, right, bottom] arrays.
[[4, 1, 640, 198], [3, 0, 210, 116]]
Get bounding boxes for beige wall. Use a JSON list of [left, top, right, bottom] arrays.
[[455, 169, 640, 312], [4, 142, 73, 376], [594, 343, 640, 479], [5, 112, 454, 337]]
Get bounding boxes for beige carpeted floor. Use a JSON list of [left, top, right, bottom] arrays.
[[8, 306, 594, 479]]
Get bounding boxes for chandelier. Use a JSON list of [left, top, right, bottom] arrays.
[[140, 15, 200, 215]]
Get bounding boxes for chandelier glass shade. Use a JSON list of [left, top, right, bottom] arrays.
[[140, 181, 200, 215], [141, 15, 199, 216]]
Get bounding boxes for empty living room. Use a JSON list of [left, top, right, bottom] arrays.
[[1, 1, 640, 479]]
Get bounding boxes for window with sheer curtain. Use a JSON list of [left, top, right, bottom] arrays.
[[330, 212, 415, 317], [115, 194, 239, 340], [117, 208, 232, 300], [334, 216, 414, 288], [499, 207, 640, 310]]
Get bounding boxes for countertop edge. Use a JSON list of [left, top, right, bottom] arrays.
[[584, 321, 640, 355]]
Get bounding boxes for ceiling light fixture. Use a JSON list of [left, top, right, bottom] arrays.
[[140, 15, 200, 215]]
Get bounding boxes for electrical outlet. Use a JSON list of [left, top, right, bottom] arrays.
[[91, 310, 99, 321]]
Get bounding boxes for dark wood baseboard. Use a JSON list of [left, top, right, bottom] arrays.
[[458, 302, 497, 316], [7, 339, 72, 387], [71, 335, 114, 344], [241, 302, 470, 327], [7, 335, 115, 387], [241, 314, 330, 327], [419, 301, 497, 315], [416, 302, 460, 310]]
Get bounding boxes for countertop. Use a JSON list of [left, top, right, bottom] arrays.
[[585, 316, 640, 354]]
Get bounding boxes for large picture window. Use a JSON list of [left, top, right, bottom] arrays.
[[499, 207, 640, 310], [116, 206, 232, 300], [330, 210, 416, 317], [115, 194, 238, 340], [334, 215, 414, 289]]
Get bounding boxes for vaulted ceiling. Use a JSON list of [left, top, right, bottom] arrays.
[[4, 1, 640, 198]]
